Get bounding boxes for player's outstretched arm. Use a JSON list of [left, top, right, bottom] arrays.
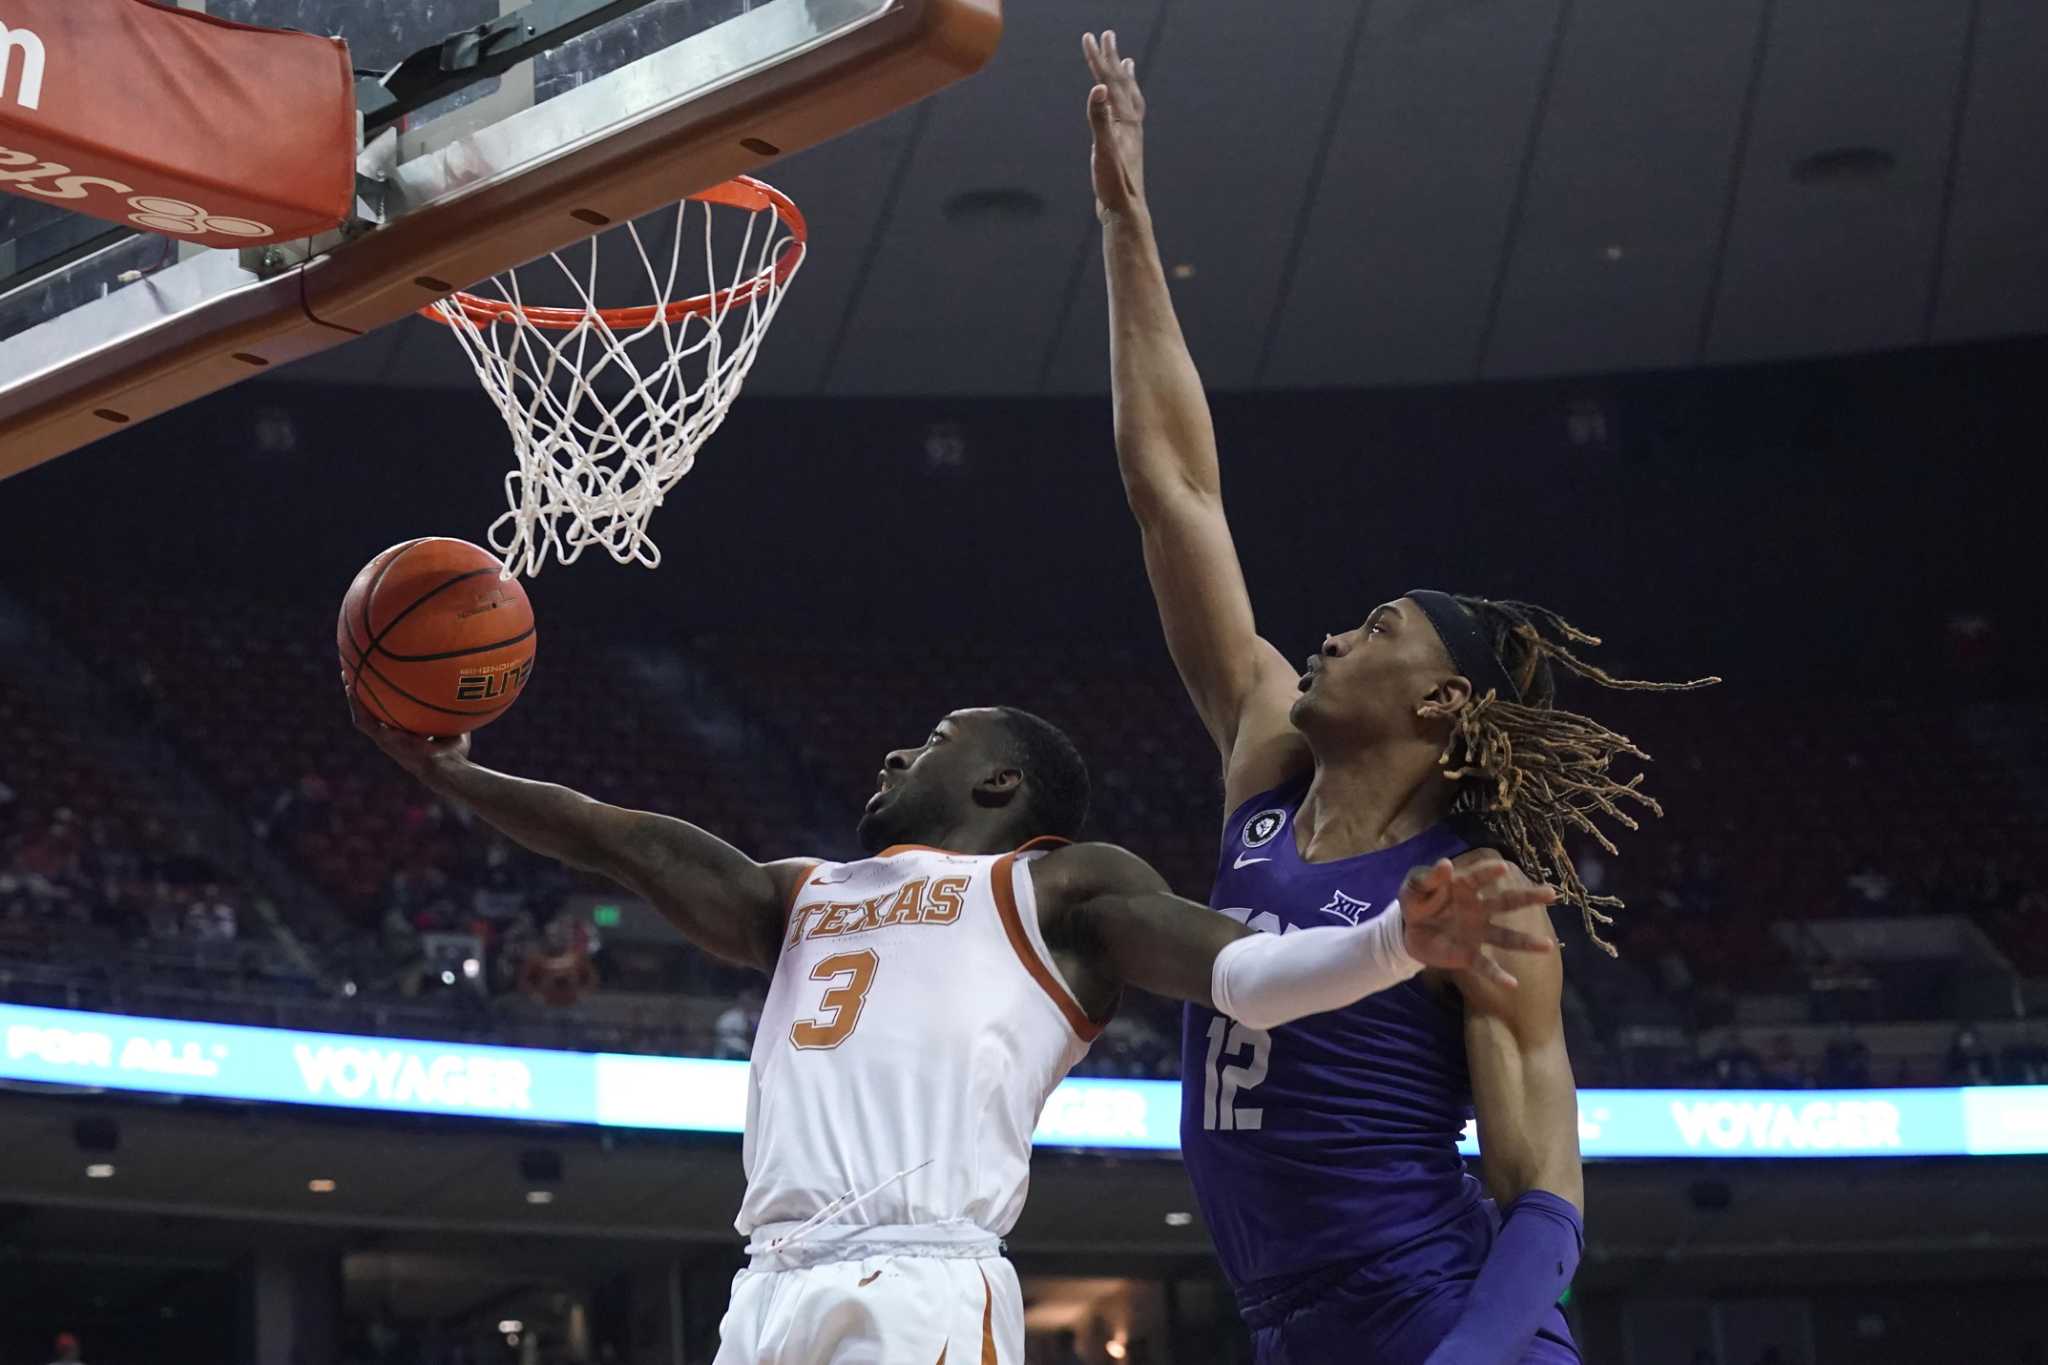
[[1035, 843, 1553, 1018], [1084, 32, 1301, 801], [351, 699, 802, 971], [1423, 890, 1585, 1365]]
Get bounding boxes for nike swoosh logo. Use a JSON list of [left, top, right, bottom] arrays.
[[1233, 854, 1272, 869]]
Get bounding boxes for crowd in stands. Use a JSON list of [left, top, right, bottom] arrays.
[[0, 670, 295, 991], [4, 584, 2046, 1090]]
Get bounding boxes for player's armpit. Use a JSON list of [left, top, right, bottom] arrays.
[[413, 755, 797, 969], [1220, 647, 1316, 814], [1030, 842, 1245, 1011], [600, 807, 809, 972], [1131, 492, 1306, 788]]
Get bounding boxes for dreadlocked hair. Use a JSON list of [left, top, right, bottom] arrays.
[[1431, 597, 1718, 957]]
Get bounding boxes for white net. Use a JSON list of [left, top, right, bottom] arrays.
[[429, 178, 806, 577]]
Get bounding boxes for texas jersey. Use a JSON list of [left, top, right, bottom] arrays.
[[735, 839, 1104, 1239]]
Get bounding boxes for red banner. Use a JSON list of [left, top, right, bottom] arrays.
[[0, 0, 354, 248]]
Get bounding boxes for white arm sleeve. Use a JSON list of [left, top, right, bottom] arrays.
[[1209, 901, 1422, 1029]]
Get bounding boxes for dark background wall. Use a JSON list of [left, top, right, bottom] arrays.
[[1, 337, 2035, 701]]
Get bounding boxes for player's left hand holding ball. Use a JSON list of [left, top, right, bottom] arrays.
[[1399, 857, 1556, 988]]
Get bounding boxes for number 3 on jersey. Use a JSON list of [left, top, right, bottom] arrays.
[[1202, 1016, 1270, 1131], [791, 949, 879, 1049]]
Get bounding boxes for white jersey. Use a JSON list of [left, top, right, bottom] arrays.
[[735, 838, 1102, 1240]]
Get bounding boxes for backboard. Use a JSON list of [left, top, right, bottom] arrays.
[[0, 0, 999, 480]]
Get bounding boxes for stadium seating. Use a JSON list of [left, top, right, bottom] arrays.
[[6, 582, 2044, 1084]]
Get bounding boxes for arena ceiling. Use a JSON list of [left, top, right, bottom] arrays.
[[277, 0, 2048, 399]]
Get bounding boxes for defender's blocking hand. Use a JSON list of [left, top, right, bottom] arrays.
[[1399, 857, 1557, 989], [1083, 30, 1148, 220]]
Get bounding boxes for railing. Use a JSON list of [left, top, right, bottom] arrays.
[[0, 952, 714, 1058]]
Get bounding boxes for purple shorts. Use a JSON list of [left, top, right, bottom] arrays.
[[1237, 1199, 1581, 1365]]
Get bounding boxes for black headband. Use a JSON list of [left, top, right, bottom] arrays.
[[1406, 589, 1524, 705]]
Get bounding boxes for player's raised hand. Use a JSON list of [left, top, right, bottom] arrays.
[[1083, 30, 1147, 220], [347, 688, 469, 775], [1398, 857, 1557, 988]]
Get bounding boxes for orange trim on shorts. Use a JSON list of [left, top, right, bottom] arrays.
[[935, 1268, 1000, 1365], [979, 1267, 997, 1365], [990, 843, 1103, 1042]]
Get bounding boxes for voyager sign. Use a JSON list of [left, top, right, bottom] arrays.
[[4, 1003, 2043, 1157]]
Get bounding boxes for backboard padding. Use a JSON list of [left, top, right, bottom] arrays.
[[0, 0, 999, 480]]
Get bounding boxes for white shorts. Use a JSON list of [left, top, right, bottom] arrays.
[[715, 1225, 1023, 1365]]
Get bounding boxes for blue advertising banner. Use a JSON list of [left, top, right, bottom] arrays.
[[5, 1003, 2043, 1157]]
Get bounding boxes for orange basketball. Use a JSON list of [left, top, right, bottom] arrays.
[[337, 538, 537, 737]]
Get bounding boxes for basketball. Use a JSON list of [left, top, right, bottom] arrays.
[[337, 538, 537, 737]]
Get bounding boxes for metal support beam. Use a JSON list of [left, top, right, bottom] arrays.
[[359, 0, 668, 134]]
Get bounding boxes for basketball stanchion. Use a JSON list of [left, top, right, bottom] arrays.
[[422, 177, 807, 579]]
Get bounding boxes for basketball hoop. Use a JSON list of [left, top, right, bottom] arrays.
[[423, 176, 807, 577]]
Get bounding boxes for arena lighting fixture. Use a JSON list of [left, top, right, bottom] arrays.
[[85, 1163, 115, 1178], [1170, 262, 1196, 280], [251, 407, 297, 455], [308, 1178, 337, 1193], [1602, 244, 1625, 261], [922, 421, 968, 471], [440, 970, 457, 985], [1163, 1211, 1194, 1227], [525, 1190, 555, 1205], [498, 1320, 523, 1334], [462, 958, 482, 979]]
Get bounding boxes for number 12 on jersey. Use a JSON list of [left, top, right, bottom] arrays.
[[1202, 1016, 1270, 1131]]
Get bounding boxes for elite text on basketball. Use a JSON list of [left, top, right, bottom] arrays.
[[455, 658, 535, 702]]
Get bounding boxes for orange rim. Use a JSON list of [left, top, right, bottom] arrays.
[[419, 175, 807, 331]]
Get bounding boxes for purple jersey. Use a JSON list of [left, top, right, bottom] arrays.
[[1181, 778, 1483, 1291]]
